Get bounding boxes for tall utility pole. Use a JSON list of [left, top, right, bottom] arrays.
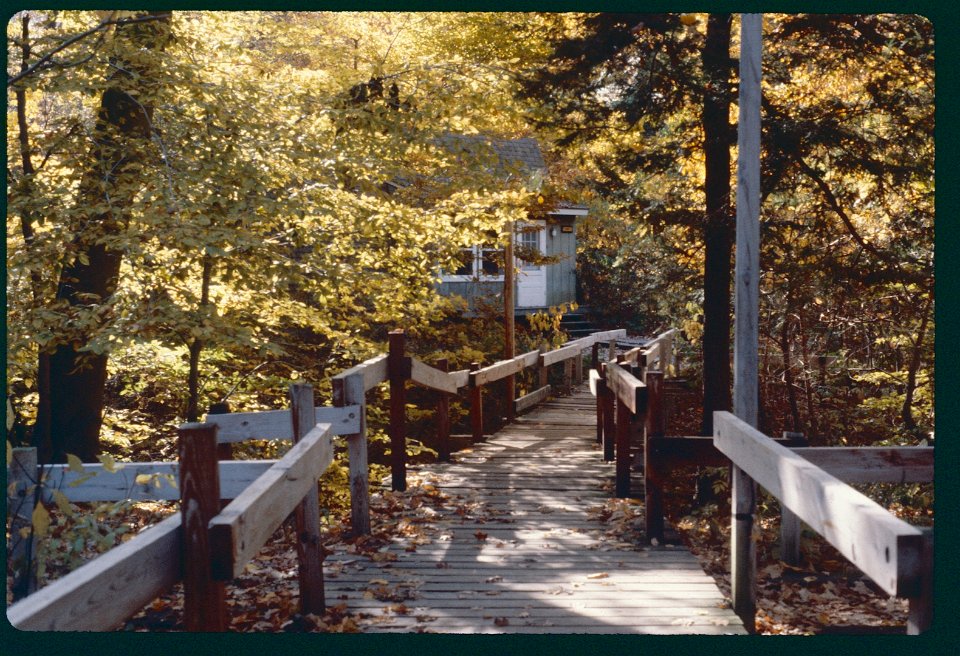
[[504, 220, 516, 420], [731, 13, 762, 630]]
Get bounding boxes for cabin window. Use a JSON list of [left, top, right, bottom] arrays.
[[442, 245, 504, 281]]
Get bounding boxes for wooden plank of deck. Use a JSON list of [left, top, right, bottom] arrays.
[[333, 387, 745, 634]]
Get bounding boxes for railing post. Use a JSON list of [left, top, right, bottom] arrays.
[[591, 341, 600, 371], [608, 338, 617, 363], [907, 528, 934, 635], [779, 431, 804, 566], [615, 394, 632, 498], [178, 423, 227, 632], [388, 330, 409, 492], [470, 362, 483, 441], [663, 331, 675, 377], [436, 358, 451, 462], [208, 401, 233, 461], [731, 462, 757, 632], [8, 447, 38, 600], [289, 383, 326, 614], [332, 372, 370, 535], [538, 344, 549, 388], [644, 370, 665, 543], [563, 358, 573, 392], [601, 364, 616, 462], [574, 348, 584, 384], [595, 367, 605, 445]]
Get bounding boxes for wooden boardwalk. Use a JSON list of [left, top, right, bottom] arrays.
[[323, 387, 746, 634]]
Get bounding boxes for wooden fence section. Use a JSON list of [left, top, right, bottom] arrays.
[[7, 384, 335, 631], [713, 411, 934, 635]]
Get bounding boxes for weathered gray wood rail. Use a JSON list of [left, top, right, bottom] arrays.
[[713, 411, 934, 634]]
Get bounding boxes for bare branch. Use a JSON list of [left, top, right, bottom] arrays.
[[7, 13, 172, 87]]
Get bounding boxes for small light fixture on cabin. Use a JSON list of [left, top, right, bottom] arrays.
[[549, 227, 556, 237]]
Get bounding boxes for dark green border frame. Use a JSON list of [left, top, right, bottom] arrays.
[[1, 2, 956, 655]]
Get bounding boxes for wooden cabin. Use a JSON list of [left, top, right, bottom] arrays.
[[435, 138, 587, 314]]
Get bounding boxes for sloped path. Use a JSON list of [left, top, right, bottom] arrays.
[[322, 387, 746, 634]]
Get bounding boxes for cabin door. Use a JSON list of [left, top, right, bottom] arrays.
[[516, 222, 547, 308]]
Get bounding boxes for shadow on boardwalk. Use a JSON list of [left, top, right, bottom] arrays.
[[323, 387, 746, 634]]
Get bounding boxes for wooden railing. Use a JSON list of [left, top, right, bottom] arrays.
[[7, 327, 630, 630], [7, 383, 337, 631], [713, 411, 934, 635]]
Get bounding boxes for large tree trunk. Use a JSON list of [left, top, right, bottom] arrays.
[[700, 14, 734, 435], [38, 13, 172, 463]]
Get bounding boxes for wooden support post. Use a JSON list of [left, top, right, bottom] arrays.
[[289, 384, 326, 614], [563, 358, 573, 392], [731, 11, 762, 633], [591, 342, 600, 371], [178, 423, 227, 632], [731, 464, 757, 632], [388, 330, 408, 492], [779, 431, 804, 566], [574, 349, 584, 385], [907, 528, 934, 635], [602, 369, 616, 462], [436, 358, 451, 462], [332, 373, 370, 536], [596, 368, 605, 445], [615, 396, 632, 498], [470, 362, 483, 441], [644, 371, 665, 542], [8, 447, 38, 600], [608, 338, 617, 363], [504, 220, 516, 422], [538, 344, 549, 388], [663, 332, 675, 377], [208, 401, 233, 461]]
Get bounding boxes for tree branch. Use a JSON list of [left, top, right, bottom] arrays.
[[7, 13, 172, 87]]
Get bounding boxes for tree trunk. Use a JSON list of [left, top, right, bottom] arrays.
[[700, 14, 734, 435], [38, 13, 172, 463], [779, 316, 802, 432], [902, 291, 933, 432], [186, 254, 214, 423]]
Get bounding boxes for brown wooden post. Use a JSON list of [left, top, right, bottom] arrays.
[[388, 330, 409, 492], [563, 358, 573, 392], [644, 371, 665, 543], [504, 220, 516, 422], [615, 394, 631, 498], [436, 358, 451, 462], [538, 344, 549, 388], [595, 367, 605, 445], [574, 348, 584, 385], [208, 402, 233, 461], [289, 383, 326, 614], [608, 338, 617, 363], [591, 341, 600, 371], [470, 362, 483, 441], [602, 365, 616, 462], [332, 373, 370, 535], [178, 423, 227, 632], [8, 447, 38, 600]]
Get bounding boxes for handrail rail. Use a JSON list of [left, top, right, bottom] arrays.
[[713, 411, 933, 634]]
